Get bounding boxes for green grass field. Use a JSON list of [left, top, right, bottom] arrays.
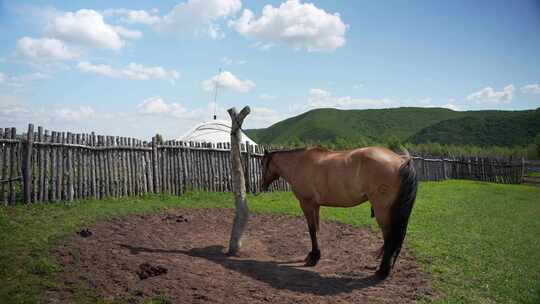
[[527, 172, 540, 178], [1, 180, 539, 303]]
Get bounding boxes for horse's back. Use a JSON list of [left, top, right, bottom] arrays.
[[298, 146, 403, 205], [351, 147, 405, 169]]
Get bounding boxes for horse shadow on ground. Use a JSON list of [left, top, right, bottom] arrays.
[[119, 244, 383, 296]]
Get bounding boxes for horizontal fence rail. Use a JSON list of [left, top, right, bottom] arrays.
[[0, 124, 527, 205]]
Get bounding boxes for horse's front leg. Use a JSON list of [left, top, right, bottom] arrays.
[[301, 203, 321, 267]]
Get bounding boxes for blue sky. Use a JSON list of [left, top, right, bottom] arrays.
[[1, 0, 539, 139]]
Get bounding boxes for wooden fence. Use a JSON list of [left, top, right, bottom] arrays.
[[412, 156, 524, 184], [0, 124, 527, 205], [0, 124, 291, 205]]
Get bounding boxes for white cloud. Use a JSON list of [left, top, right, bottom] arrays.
[[309, 88, 331, 100], [307, 88, 394, 109], [77, 61, 180, 83], [229, 0, 348, 52], [17, 72, 50, 82], [104, 1, 241, 39], [0, 71, 51, 88], [137, 96, 187, 117], [0, 97, 33, 123], [417, 98, 433, 106], [156, 0, 242, 39], [222, 57, 234, 65], [221, 56, 246, 66], [135, 99, 278, 129], [521, 84, 540, 95], [466, 84, 514, 103], [249, 106, 283, 127], [16, 37, 78, 60], [442, 103, 460, 111], [55, 106, 95, 121], [259, 94, 277, 100], [46, 9, 139, 50], [104, 9, 161, 25], [112, 26, 143, 39], [416, 97, 461, 111], [123, 63, 180, 82], [201, 70, 255, 92], [251, 41, 274, 51], [77, 61, 117, 77], [136, 97, 226, 122]]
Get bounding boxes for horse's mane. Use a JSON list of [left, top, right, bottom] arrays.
[[269, 146, 332, 154], [269, 147, 307, 154]]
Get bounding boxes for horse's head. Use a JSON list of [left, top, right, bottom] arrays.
[[260, 149, 279, 192]]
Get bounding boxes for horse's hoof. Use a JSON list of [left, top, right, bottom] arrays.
[[375, 267, 391, 280], [304, 250, 321, 267]]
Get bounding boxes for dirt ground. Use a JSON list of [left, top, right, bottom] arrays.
[[49, 208, 439, 303]]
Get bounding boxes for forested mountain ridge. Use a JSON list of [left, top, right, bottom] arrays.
[[246, 107, 540, 148]]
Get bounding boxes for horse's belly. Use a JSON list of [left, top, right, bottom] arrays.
[[320, 199, 368, 208], [319, 192, 369, 208]]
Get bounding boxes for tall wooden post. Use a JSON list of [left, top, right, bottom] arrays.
[[227, 106, 250, 255], [520, 157, 525, 184], [22, 124, 34, 204], [152, 135, 159, 193], [245, 141, 251, 193]]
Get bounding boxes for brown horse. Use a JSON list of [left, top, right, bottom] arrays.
[[260, 146, 418, 279]]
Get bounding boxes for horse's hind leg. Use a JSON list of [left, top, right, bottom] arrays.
[[300, 202, 321, 267], [370, 197, 394, 278]]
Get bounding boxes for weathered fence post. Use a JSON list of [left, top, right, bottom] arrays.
[[442, 158, 447, 180], [245, 141, 251, 193], [21, 124, 34, 204], [152, 135, 159, 193], [8, 128, 16, 204], [228, 106, 251, 255], [520, 157, 525, 184]]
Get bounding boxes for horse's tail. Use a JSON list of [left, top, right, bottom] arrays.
[[377, 156, 418, 279]]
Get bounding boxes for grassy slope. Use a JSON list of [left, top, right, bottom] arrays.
[[1, 181, 539, 303], [247, 107, 465, 145], [246, 107, 539, 147]]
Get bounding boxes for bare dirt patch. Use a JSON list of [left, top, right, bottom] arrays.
[[50, 208, 438, 303]]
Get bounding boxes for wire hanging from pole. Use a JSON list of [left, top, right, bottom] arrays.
[[213, 67, 222, 120]]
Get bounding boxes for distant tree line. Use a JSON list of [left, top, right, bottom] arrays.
[[279, 133, 540, 159]]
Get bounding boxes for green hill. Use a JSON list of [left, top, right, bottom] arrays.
[[409, 109, 540, 146], [246, 107, 540, 148]]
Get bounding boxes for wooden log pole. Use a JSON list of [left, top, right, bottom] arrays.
[[1, 129, 7, 205], [22, 124, 34, 204], [152, 136, 159, 193], [227, 106, 251, 255], [37, 126, 44, 202], [66, 133, 74, 202], [50, 131, 57, 202], [8, 128, 17, 204], [59, 132, 66, 200], [142, 142, 149, 195], [75, 134, 81, 200], [90, 133, 97, 199], [43, 130, 50, 202]]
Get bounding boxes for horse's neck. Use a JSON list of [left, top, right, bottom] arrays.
[[274, 150, 305, 183]]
